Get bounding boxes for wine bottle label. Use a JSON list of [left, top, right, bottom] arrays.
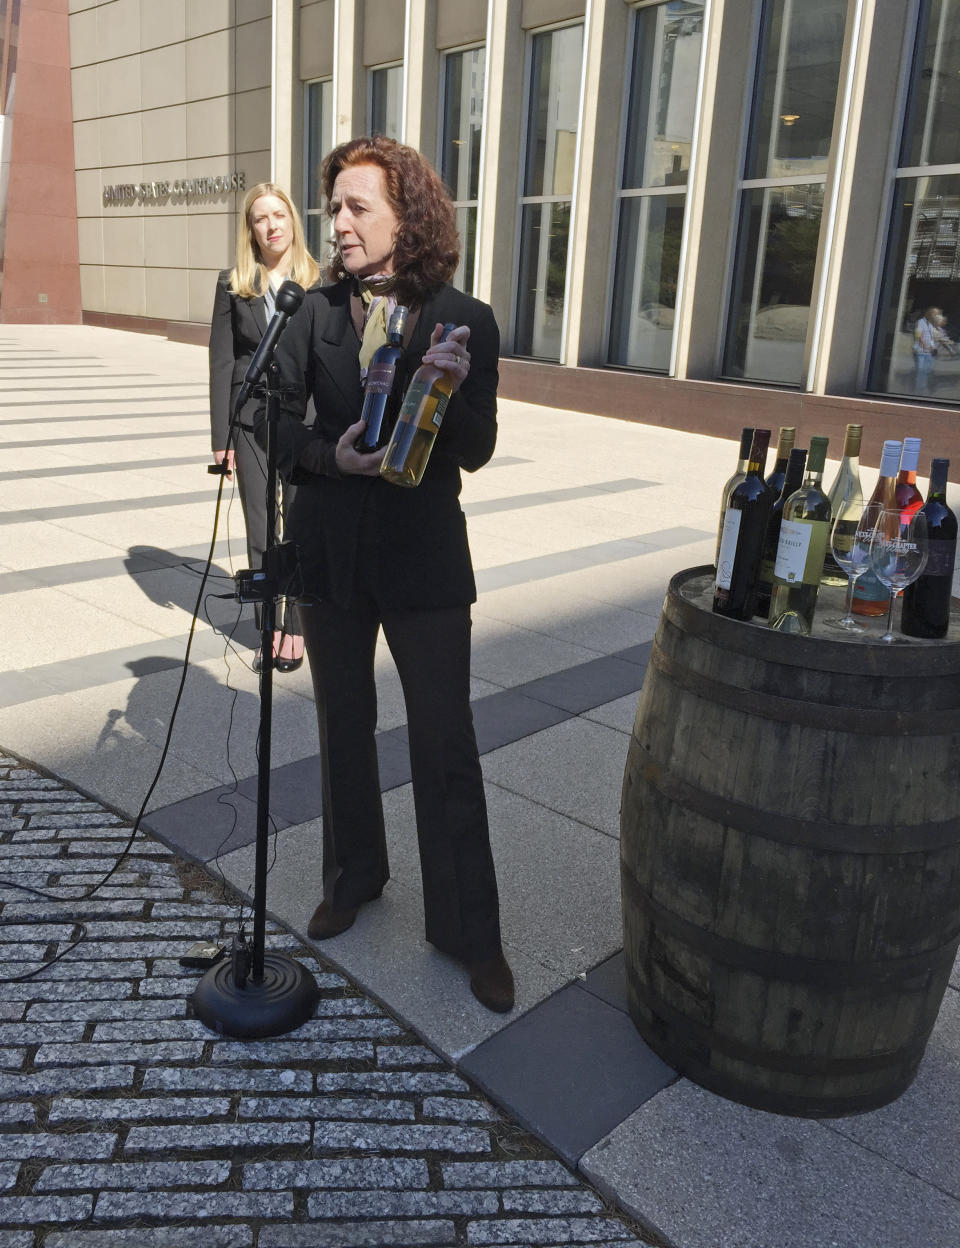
[[774, 519, 828, 584], [365, 362, 396, 394], [432, 392, 450, 429], [716, 509, 741, 590]]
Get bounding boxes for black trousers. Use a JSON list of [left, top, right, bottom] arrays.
[[233, 421, 298, 635], [297, 592, 503, 962]]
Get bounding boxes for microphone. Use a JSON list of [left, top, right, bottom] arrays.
[[235, 280, 305, 410]]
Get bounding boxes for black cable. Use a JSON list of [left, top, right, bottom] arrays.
[[0, 387, 297, 980], [0, 465, 234, 980]]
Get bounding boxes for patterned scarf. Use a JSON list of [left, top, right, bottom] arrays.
[[357, 275, 398, 380]]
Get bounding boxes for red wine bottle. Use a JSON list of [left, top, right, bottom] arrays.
[[901, 458, 956, 639], [355, 304, 409, 453], [714, 428, 774, 620], [756, 445, 807, 619], [765, 426, 797, 500]]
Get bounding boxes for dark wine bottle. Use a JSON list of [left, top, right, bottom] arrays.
[[715, 426, 754, 566], [756, 445, 807, 618], [901, 457, 957, 639], [765, 426, 797, 500], [355, 304, 409, 453], [714, 428, 774, 620]]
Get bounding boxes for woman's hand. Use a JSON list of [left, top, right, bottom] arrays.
[[213, 449, 235, 480], [422, 324, 471, 393], [335, 419, 386, 475]]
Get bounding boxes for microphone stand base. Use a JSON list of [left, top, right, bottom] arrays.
[[191, 952, 320, 1039]]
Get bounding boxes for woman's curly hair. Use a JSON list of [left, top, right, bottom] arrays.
[[320, 136, 460, 305]]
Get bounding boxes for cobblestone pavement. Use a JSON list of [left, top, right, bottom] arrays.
[[0, 752, 658, 1248]]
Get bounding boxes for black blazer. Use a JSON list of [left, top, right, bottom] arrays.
[[208, 269, 268, 453], [269, 281, 500, 610]]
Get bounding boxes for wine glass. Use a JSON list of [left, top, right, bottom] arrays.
[[823, 497, 873, 632], [868, 509, 929, 643]]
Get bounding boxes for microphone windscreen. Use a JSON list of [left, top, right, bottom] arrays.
[[276, 281, 305, 314]]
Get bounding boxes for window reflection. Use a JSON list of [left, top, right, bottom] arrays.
[[609, 195, 686, 372], [369, 65, 403, 140], [723, 0, 846, 385], [870, 3, 960, 403], [610, 1, 703, 372], [515, 24, 583, 360], [304, 79, 333, 261], [515, 201, 571, 359], [440, 47, 485, 293], [746, 0, 847, 179], [902, 0, 960, 169], [724, 184, 823, 385], [871, 178, 960, 403]]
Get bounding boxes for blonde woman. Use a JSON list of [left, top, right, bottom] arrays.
[[209, 182, 321, 671]]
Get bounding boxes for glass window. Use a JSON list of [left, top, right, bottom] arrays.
[[440, 46, 485, 293], [722, 0, 847, 386], [869, 1, 960, 404], [304, 79, 333, 260], [609, 1, 705, 372], [369, 64, 403, 141], [515, 23, 584, 360]]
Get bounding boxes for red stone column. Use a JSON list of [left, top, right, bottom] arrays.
[[0, 0, 81, 323]]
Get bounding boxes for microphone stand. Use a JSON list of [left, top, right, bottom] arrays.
[[192, 359, 319, 1038]]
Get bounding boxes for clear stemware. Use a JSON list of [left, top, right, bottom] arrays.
[[823, 497, 873, 632], [868, 509, 929, 643]]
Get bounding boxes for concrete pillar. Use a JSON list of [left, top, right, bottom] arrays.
[[404, 0, 440, 157], [272, 0, 297, 188], [333, 0, 364, 141]]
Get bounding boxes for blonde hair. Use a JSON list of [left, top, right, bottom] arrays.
[[229, 182, 321, 299]]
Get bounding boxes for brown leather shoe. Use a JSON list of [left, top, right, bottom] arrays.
[[468, 953, 515, 1013], [307, 900, 359, 940]]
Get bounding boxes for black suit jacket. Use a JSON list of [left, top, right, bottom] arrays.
[[208, 269, 268, 452], [269, 281, 500, 610]]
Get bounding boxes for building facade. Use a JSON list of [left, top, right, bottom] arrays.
[[5, 0, 960, 461]]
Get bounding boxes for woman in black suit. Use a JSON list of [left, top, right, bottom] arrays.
[[209, 181, 320, 671], [268, 136, 513, 1013]]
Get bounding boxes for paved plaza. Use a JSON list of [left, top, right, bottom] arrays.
[[0, 323, 958, 1246]]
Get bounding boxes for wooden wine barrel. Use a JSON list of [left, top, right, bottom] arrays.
[[621, 565, 960, 1117]]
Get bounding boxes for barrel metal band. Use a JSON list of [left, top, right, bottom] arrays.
[[624, 958, 928, 1082], [650, 638, 960, 736], [622, 869, 960, 987], [631, 741, 960, 853]]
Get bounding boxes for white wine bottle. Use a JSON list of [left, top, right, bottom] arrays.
[[769, 435, 831, 635], [821, 422, 862, 586], [380, 322, 457, 488]]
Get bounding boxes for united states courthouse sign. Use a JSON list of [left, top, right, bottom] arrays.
[[102, 172, 247, 205]]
